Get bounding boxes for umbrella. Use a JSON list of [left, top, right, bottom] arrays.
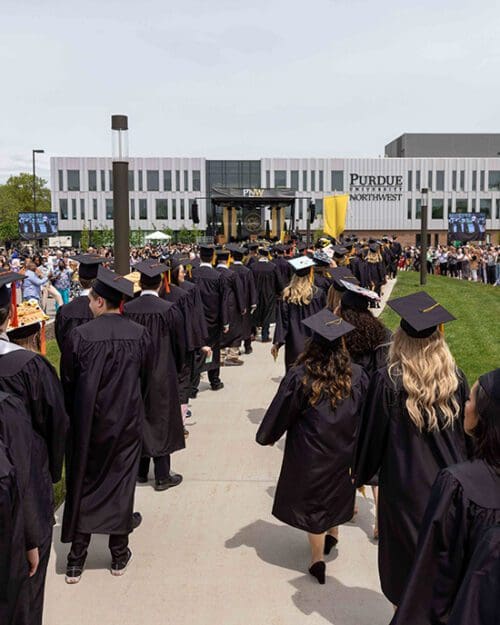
[[145, 231, 171, 241]]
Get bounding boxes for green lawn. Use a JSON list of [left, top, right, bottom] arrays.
[[380, 271, 500, 385]]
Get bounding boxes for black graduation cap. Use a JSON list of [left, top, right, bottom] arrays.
[[333, 245, 348, 258], [339, 280, 380, 312], [226, 244, 246, 259], [247, 242, 259, 251], [312, 250, 331, 267], [301, 308, 355, 344], [8, 322, 41, 341], [92, 266, 134, 301], [288, 256, 316, 277], [329, 267, 360, 292], [388, 291, 456, 338], [133, 259, 168, 287], [70, 254, 105, 280], [369, 243, 380, 253], [274, 244, 286, 254], [0, 271, 25, 308], [297, 242, 307, 252], [216, 249, 230, 261], [199, 244, 215, 261], [258, 246, 270, 256]]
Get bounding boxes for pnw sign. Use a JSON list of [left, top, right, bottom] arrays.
[[349, 173, 404, 201]]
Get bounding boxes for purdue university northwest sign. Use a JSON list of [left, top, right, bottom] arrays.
[[349, 173, 404, 201]]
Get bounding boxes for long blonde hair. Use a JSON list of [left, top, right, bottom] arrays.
[[282, 274, 315, 305], [388, 327, 460, 432], [367, 250, 382, 263]]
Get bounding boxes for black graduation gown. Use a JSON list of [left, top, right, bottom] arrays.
[[230, 262, 257, 342], [123, 295, 185, 458], [366, 259, 386, 290], [161, 284, 196, 352], [313, 272, 332, 297], [350, 256, 369, 287], [217, 266, 246, 348], [353, 367, 470, 605], [273, 288, 327, 371], [257, 364, 369, 533], [391, 460, 500, 625], [250, 261, 284, 328], [272, 257, 292, 286], [0, 441, 29, 625], [60, 314, 153, 542], [54, 294, 93, 352], [178, 280, 208, 349]]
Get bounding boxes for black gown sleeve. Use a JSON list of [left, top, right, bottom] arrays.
[[352, 368, 392, 487], [272, 299, 288, 347], [54, 308, 64, 351], [0, 472, 15, 601], [256, 369, 304, 445], [390, 469, 468, 625], [169, 307, 186, 373]]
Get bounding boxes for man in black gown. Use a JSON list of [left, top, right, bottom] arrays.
[[272, 245, 293, 285], [54, 253, 105, 352], [123, 260, 184, 491], [61, 267, 153, 583], [228, 245, 257, 355], [250, 247, 285, 342], [0, 271, 68, 625]]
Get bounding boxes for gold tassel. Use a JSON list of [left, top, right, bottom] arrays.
[[40, 321, 46, 356], [438, 323, 445, 335]]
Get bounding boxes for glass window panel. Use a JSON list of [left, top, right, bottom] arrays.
[[435, 170, 444, 191], [172, 199, 176, 220], [314, 198, 323, 217], [472, 170, 477, 191], [67, 170, 80, 191], [415, 199, 422, 219], [290, 170, 299, 190], [452, 171, 457, 191], [331, 170, 344, 191], [431, 198, 444, 219], [407, 171, 413, 192], [455, 199, 468, 213], [88, 170, 97, 191], [147, 170, 159, 191], [480, 198, 491, 218], [460, 170, 465, 190], [480, 170, 485, 190], [175, 170, 180, 191], [130, 199, 135, 220], [407, 198, 412, 220], [93, 198, 98, 220], [274, 170, 287, 187], [71, 199, 77, 219], [448, 198, 453, 214], [105, 199, 113, 219], [415, 170, 421, 190], [180, 199, 185, 220], [163, 170, 172, 191], [58, 169, 64, 191], [101, 170, 106, 191], [302, 170, 307, 191], [471, 198, 476, 212], [128, 171, 134, 191], [266, 170, 270, 187], [139, 199, 147, 219], [80, 199, 85, 220], [311, 171, 316, 191], [138, 170, 143, 191], [155, 199, 168, 219], [184, 170, 189, 191], [109, 170, 113, 192], [496, 199, 500, 219], [428, 171, 433, 190], [318, 170, 324, 192], [192, 170, 201, 192], [59, 199, 68, 219], [488, 170, 500, 189]]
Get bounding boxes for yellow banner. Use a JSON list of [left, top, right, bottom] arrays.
[[323, 194, 349, 239]]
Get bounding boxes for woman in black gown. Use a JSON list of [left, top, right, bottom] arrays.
[[258, 309, 369, 584], [353, 292, 470, 607], [272, 257, 326, 371], [391, 368, 500, 625]]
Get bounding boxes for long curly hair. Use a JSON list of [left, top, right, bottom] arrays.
[[340, 307, 390, 359], [297, 337, 352, 409], [388, 327, 460, 432], [282, 274, 315, 305]]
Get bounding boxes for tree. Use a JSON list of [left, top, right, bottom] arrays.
[[91, 225, 114, 248], [80, 223, 89, 251], [0, 173, 51, 244]]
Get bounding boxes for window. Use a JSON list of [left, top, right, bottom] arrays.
[[266, 170, 270, 187], [452, 171, 457, 191], [184, 170, 189, 191], [88, 170, 97, 191], [460, 170, 465, 190], [175, 170, 180, 191], [67, 170, 80, 191], [109, 170, 113, 192], [311, 171, 316, 191], [407, 171, 413, 192], [435, 170, 445, 191], [318, 170, 324, 192], [147, 170, 159, 191], [172, 199, 176, 220], [58, 169, 64, 191], [139, 199, 147, 219], [290, 170, 299, 190], [128, 171, 134, 191], [274, 170, 287, 187], [92, 198, 98, 220], [480, 198, 492, 218], [314, 198, 323, 217], [130, 199, 135, 220], [100, 170, 106, 191], [471, 199, 476, 212], [428, 171, 433, 190], [407, 199, 412, 220], [155, 199, 168, 219], [415, 199, 421, 219], [448, 198, 453, 214], [80, 199, 85, 220], [488, 170, 500, 190], [138, 171, 143, 191], [302, 170, 308, 191], [472, 170, 477, 191], [163, 170, 172, 191], [180, 199, 185, 220], [59, 199, 68, 219], [331, 170, 344, 191], [480, 170, 485, 191], [496, 199, 500, 219], [415, 170, 420, 191], [105, 199, 113, 219], [431, 198, 444, 219], [455, 199, 468, 213], [192, 170, 201, 191], [71, 199, 77, 219]]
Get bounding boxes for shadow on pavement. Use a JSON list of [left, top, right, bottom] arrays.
[[246, 408, 265, 425]]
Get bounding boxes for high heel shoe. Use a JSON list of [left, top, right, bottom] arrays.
[[308, 561, 326, 584], [324, 534, 338, 555]]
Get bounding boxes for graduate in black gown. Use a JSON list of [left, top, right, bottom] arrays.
[[54, 253, 105, 353], [123, 260, 185, 491], [61, 267, 153, 583], [272, 257, 326, 371], [228, 245, 257, 355], [0, 272, 68, 625], [250, 247, 285, 342], [257, 309, 369, 584], [271, 245, 293, 286], [391, 368, 500, 625], [312, 250, 334, 296], [365, 243, 386, 307], [326, 267, 360, 312], [353, 292, 470, 607]]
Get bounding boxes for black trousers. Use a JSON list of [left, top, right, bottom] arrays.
[[190, 349, 207, 396], [138, 455, 171, 481], [30, 529, 53, 625], [67, 532, 129, 568]]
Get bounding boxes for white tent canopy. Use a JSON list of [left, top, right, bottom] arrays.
[[144, 231, 171, 241]]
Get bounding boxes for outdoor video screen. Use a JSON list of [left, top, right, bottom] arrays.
[[18, 212, 59, 237], [447, 212, 486, 243]]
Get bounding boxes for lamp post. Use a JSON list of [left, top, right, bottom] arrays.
[[88, 219, 92, 248], [420, 187, 429, 285], [111, 115, 130, 274], [32, 149, 44, 245]]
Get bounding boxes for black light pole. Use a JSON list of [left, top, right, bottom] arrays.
[[32, 148, 44, 245], [307, 201, 315, 248], [88, 219, 92, 248], [420, 187, 429, 285], [111, 115, 130, 274]]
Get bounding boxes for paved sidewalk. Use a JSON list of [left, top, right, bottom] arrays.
[[44, 286, 397, 625]]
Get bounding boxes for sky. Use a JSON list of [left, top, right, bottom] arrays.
[[1, 0, 499, 185]]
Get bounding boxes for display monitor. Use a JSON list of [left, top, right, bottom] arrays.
[[447, 212, 486, 243], [18, 212, 59, 238]]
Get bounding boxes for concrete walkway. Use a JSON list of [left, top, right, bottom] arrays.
[[44, 280, 397, 625]]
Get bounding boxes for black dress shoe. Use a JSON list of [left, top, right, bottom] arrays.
[[155, 473, 183, 491], [132, 512, 142, 530], [136, 475, 148, 484], [324, 534, 338, 555], [244, 347, 253, 355], [308, 561, 326, 585], [111, 548, 133, 577], [65, 565, 83, 584], [210, 381, 224, 391]]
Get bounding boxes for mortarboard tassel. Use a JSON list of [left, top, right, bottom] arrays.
[[309, 266, 314, 284], [10, 285, 19, 328], [438, 323, 445, 335], [119, 300, 124, 314], [40, 321, 46, 356], [163, 272, 170, 294]]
